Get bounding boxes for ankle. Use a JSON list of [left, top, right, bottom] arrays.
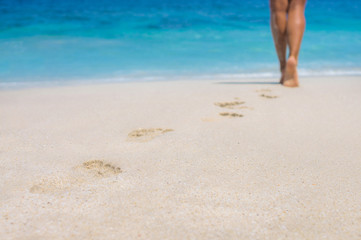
[[288, 56, 297, 63], [287, 56, 298, 67]]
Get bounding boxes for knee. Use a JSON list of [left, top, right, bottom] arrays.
[[270, 0, 288, 13], [291, 13, 306, 27], [271, 11, 287, 31]]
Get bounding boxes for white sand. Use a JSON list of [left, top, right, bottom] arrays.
[[1, 77, 361, 239]]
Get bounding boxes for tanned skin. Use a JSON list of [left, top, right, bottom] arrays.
[[270, 0, 306, 87]]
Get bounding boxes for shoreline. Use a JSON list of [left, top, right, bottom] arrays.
[[1, 72, 361, 91], [1, 76, 361, 239]]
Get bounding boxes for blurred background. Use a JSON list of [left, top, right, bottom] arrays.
[[1, 0, 361, 87]]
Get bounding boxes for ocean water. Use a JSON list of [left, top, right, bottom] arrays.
[[1, 0, 361, 87]]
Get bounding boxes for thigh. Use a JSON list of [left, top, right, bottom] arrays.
[[270, 0, 289, 12], [288, 0, 306, 10]]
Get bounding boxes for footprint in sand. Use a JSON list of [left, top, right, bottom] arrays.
[[214, 101, 252, 110], [260, 93, 278, 99], [29, 174, 75, 194], [219, 112, 243, 118], [257, 89, 278, 99], [82, 160, 121, 177], [127, 128, 173, 142], [214, 101, 245, 109], [29, 160, 122, 194], [214, 99, 252, 119]]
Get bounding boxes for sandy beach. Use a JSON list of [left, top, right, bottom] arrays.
[[1, 76, 361, 239]]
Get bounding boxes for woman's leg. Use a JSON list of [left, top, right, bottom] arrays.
[[270, 0, 289, 83], [283, 0, 306, 87]]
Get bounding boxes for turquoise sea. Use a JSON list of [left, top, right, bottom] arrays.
[[1, 0, 361, 87]]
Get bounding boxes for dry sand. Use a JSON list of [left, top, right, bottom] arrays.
[[0, 77, 361, 239]]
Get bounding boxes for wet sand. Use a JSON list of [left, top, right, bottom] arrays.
[[1, 77, 361, 239]]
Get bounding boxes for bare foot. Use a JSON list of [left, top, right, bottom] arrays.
[[283, 56, 299, 87]]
